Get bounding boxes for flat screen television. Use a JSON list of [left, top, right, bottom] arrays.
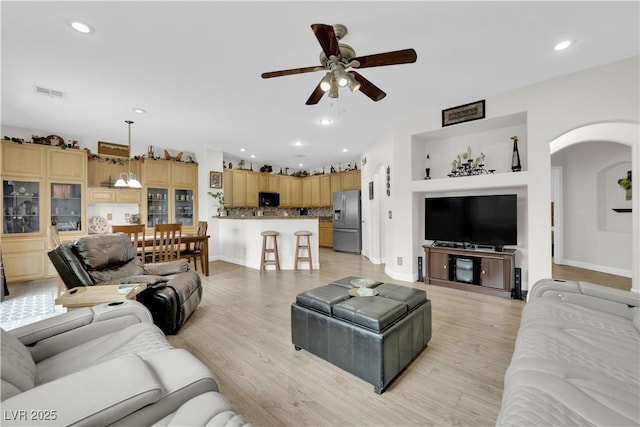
[[425, 194, 517, 248]]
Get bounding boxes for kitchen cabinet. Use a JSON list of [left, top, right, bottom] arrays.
[[291, 178, 302, 207], [259, 173, 279, 192], [232, 170, 246, 206], [223, 170, 233, 207], [279, 175, 292, 207], [320, 175, 331, 207], [302, 177, 312, 207], [341, 170, 361, 190], [330, 173, 341, 196], [319, 220, 333, 248], [246, 171, 259, 207]]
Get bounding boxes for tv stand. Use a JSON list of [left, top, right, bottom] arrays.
[[423, 244, 516, 298]]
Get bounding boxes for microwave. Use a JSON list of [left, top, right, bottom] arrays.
[[258, 192, 280, 207]]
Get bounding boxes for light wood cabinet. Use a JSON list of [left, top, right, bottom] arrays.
[[341, 170, 361, 190], [291, 178, 302, 207], [1, 140, 87, 283], [223, 170, 233, 207], [2, 141, 45, 178], [259, 173, 279, 192], [246, 171, 259, 207], [232, 170, 246, 206], [87, 188, 141, 204], [309, 176, 321, 207], [301, 177, 312, 207], [330, 173, 341, 196], [88, 158, 142, 187], [143, 159, 172, 187], [319, 220, 333, 248], [320, 175, 332, 207], [48, 149, 86, 180], [279, 175, 292, 207], [172, 162, 197, 188]]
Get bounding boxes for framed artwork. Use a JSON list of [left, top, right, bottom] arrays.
[[442, 99, 485, 127], [97, 141, 129, 157], [209, 171, 222, 189]]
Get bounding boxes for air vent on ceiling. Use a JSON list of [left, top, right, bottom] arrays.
[[34, 86, 65, 99]]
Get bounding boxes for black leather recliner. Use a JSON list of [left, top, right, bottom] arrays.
[[48, 233, 202, 334]]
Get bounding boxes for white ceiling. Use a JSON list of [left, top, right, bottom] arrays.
[[2, 1, 639, 171]]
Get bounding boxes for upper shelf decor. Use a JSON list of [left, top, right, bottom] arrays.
[[442, 100, 485, 127], [448, 146, 495, 178]]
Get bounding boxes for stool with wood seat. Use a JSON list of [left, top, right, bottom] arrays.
[[294, 230, 313, 271], [260, 230, 280, 271]]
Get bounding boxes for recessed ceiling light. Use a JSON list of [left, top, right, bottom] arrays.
[[298, 163, 304, 167], [294, 141, 303, 146], [250, 154, 256, 158], [319, 118, 332, 126], [69, 21, 94, 34], [133, 108, 146, 114], [342, 148, 348, 152], [240, 148, 246, 152], [554, 40, 572, 51]]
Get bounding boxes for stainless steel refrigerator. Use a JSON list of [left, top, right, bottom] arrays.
[[333, 190, 362, 254]]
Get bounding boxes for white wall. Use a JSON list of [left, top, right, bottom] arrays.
[[363, 56, 640, 290], [551, 141, 632, 276]]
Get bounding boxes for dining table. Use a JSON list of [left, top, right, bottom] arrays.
[[136, 233, 210, 276]]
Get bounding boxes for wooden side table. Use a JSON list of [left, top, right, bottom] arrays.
[[55, 284, 147, 310]]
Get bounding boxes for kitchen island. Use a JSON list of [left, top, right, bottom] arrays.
[[210, 217, 320, 270]]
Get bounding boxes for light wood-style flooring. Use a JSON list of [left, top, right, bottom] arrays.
[[4, 251, 631, 426], [168, 250, 525, 426]]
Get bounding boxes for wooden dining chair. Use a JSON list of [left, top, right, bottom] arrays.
[[152, 223, 182, 263], [179, 220, 207, 272], [111, 224, 146, 264]]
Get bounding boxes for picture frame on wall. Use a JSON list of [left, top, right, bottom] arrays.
[[442, 99, 486, 127], [209, 171, 222, 189]]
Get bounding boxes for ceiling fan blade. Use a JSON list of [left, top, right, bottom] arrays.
[[262, 65, 324, 79], [350, 71, 386, 101], [305, 82, 326, 105], [311, 24, 341, 59], [352, 48, 417, 69]]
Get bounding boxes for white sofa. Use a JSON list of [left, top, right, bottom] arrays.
[[497, 279, 639, 426], [1, 300, 250, 426]]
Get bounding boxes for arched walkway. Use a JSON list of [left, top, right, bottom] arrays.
[[549, 122, 639, 291]]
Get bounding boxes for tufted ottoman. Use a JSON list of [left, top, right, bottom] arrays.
[[291, 276, 432, 393]]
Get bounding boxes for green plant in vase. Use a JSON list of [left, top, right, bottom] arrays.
[[208, 191, 225, 216], [617, 171, 632, 200]]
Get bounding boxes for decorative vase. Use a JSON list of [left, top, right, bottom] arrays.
[[511, 136, 522, 172]]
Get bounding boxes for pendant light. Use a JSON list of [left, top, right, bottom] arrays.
[[114, 120, 142, 188]]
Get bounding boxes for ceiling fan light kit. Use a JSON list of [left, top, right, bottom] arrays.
[[261, 23, 417, 105]]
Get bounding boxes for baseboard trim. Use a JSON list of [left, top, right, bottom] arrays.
[[560, 259, 632, 278]]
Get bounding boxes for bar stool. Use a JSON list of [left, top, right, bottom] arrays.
[[260, 230, 280, 271], [294, 230, 313, 271]]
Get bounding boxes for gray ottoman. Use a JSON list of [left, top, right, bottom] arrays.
[[291, 277, 432, 393]]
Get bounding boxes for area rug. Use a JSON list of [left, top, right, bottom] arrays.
[[0, 292, 57, 329]]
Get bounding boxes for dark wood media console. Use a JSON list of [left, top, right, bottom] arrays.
[[423, 245, 516, 298]]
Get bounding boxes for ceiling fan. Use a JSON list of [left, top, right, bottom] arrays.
[[261, 24, 417, 105]]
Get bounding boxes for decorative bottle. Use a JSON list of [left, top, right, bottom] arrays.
[[511, 136, 522, 172], [425, 154, 431, 180]]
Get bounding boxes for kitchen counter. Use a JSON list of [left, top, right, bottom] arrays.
[[210, 217, 320, 270]]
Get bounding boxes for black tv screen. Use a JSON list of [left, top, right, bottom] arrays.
[[425, 194, 517, 247]]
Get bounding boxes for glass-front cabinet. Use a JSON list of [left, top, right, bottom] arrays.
[[2, 180, 41, 234], [175, 189, 194, 226], [147, 188, 169, 227], [50, 183, 82, 231]]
